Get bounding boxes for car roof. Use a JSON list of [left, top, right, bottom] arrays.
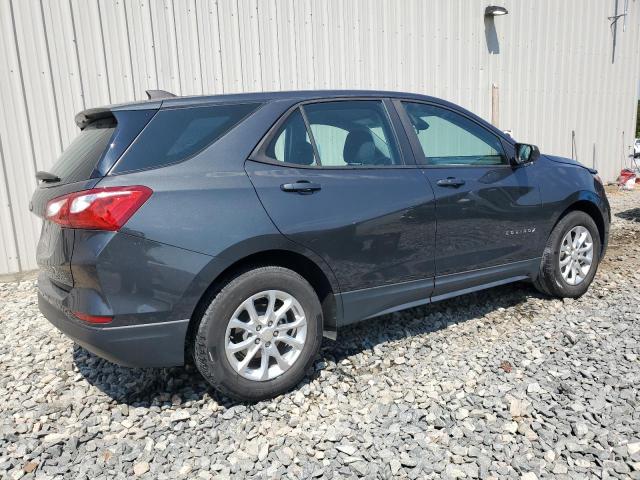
[[76, 89, 463, 128], [79, 89, 449, 115], [157, 89, 442, 107], [75, 90, 514, 146]]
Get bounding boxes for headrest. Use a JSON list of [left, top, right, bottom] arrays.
[[289, 141, 315, 165], [343, 129, 375, 165]]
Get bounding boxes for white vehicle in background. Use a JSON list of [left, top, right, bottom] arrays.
[[634, 138, 640, 157]]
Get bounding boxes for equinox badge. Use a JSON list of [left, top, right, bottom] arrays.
[[505, 227, 536, 236]]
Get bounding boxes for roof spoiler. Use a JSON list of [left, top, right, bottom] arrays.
[[74, 91, 174, 128], [75, 108, 114, 129], [146, 89, 177, 100]]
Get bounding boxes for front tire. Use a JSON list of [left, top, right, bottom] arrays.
[[534, 211, 601, 298], [193, 266, 323, 401]]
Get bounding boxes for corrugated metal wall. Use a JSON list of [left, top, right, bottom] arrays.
[[1, 0, 639, 276]]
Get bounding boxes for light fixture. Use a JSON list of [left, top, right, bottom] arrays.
[[485, 6, 508, 17]]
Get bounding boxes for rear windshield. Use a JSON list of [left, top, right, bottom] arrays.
[[112, 103, 260, 173], [49, 118, 115, 184]]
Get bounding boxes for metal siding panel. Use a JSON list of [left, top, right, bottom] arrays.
[[274, 0, 299, 90], [173, 0, 203, 95], [217, 0, 243, 93], [328, 1, 341, 88], [293, 0, 315, 89], [11, 0, 62, 169], [310, 0, 331, 89], [1, 0, 639, 274], [237, 0, 262, 92], [70, 0, 111, 107], [257, 0, 281, 91], [361, 0, 381, 90], [124, 0, 158, 99], [0, 136, 20, 274], [195, 0, 225, 94], [342, 1, 360, 89], [0, 0, 47, 272], [379, 0, 392, 90], [41, 0, 85, 147], [98, 0, 136, 103], [149, 0, 181, 94]]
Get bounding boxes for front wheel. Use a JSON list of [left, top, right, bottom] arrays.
[[534, 211, 601, 298], [193, 266, 323, 401]]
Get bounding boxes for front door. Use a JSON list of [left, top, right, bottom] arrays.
[[245, 99, 436, 322], [396, 101, 543, 297]]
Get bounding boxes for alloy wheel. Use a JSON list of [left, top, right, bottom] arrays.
[[224, 290, 307, 381], [559, 226, 594, 286]]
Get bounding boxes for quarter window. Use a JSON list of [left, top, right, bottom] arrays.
[[114, 103, 260, 173], [265, 109, 318, 166], [402, 102, 506, 166]]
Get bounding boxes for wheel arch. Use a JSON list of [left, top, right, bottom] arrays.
[[553, 197, 607, 254], [184, 248, 340, 362]]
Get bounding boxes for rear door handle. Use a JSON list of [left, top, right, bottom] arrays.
[[436, 177, 466, 187], [280, 181, 322, 193]]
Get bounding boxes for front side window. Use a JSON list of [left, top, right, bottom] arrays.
[[402, 102, 506, 166], [264, 100, 401, 167]]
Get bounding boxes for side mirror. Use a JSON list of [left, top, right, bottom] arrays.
[[513, 143, 540, 166]]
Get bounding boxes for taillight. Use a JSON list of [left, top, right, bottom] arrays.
[[45, 186, 152, 231], [73, 312, 113, 324]]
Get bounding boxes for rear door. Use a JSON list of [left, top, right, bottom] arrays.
[[245, 99, 436, 323], [395, 100, 543, 297]]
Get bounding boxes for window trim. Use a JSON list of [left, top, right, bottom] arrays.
[[392, 99, 511, 169], [249, 97, 414, 170], [299, 104, 323, 166]]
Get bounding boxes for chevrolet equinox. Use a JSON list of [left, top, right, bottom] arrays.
[[32, 90, 610, 400]]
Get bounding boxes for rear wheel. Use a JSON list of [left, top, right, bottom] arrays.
[[534, 211, 601, 298], [193, 266, 322, 401]]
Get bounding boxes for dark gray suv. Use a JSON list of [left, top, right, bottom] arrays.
[[32, 90, 610, 400]]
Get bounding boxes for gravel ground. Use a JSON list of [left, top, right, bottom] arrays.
[[1, 189, 639, 480]]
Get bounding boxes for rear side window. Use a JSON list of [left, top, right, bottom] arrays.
[[112, 103, 260, 173], [263, 100, 401, 167], [49, 118, 116, 184], [304, 101, 401, 166]]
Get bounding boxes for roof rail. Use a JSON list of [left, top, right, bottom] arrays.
[[146, 89, 177, 100]]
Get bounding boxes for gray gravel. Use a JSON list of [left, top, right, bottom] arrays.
[[1, 188, 640, 480]]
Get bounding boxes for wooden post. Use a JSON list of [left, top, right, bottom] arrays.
[[491, 84, 499, 127]]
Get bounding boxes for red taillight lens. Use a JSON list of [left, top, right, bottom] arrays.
[[73, 311, 113, 324], [45, 186, 152, 231]]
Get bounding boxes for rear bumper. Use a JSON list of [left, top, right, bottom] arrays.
[[38, 292, 188, 368]]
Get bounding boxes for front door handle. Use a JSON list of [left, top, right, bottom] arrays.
[[436, 177, 466, 188], [280, 180, 322, 193]]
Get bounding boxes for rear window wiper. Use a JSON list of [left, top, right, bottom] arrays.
[[36, 171, 61, 183]]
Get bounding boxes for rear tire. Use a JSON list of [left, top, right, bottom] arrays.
[[534, 211, 601, 298], [193, 266, 322, 401]]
